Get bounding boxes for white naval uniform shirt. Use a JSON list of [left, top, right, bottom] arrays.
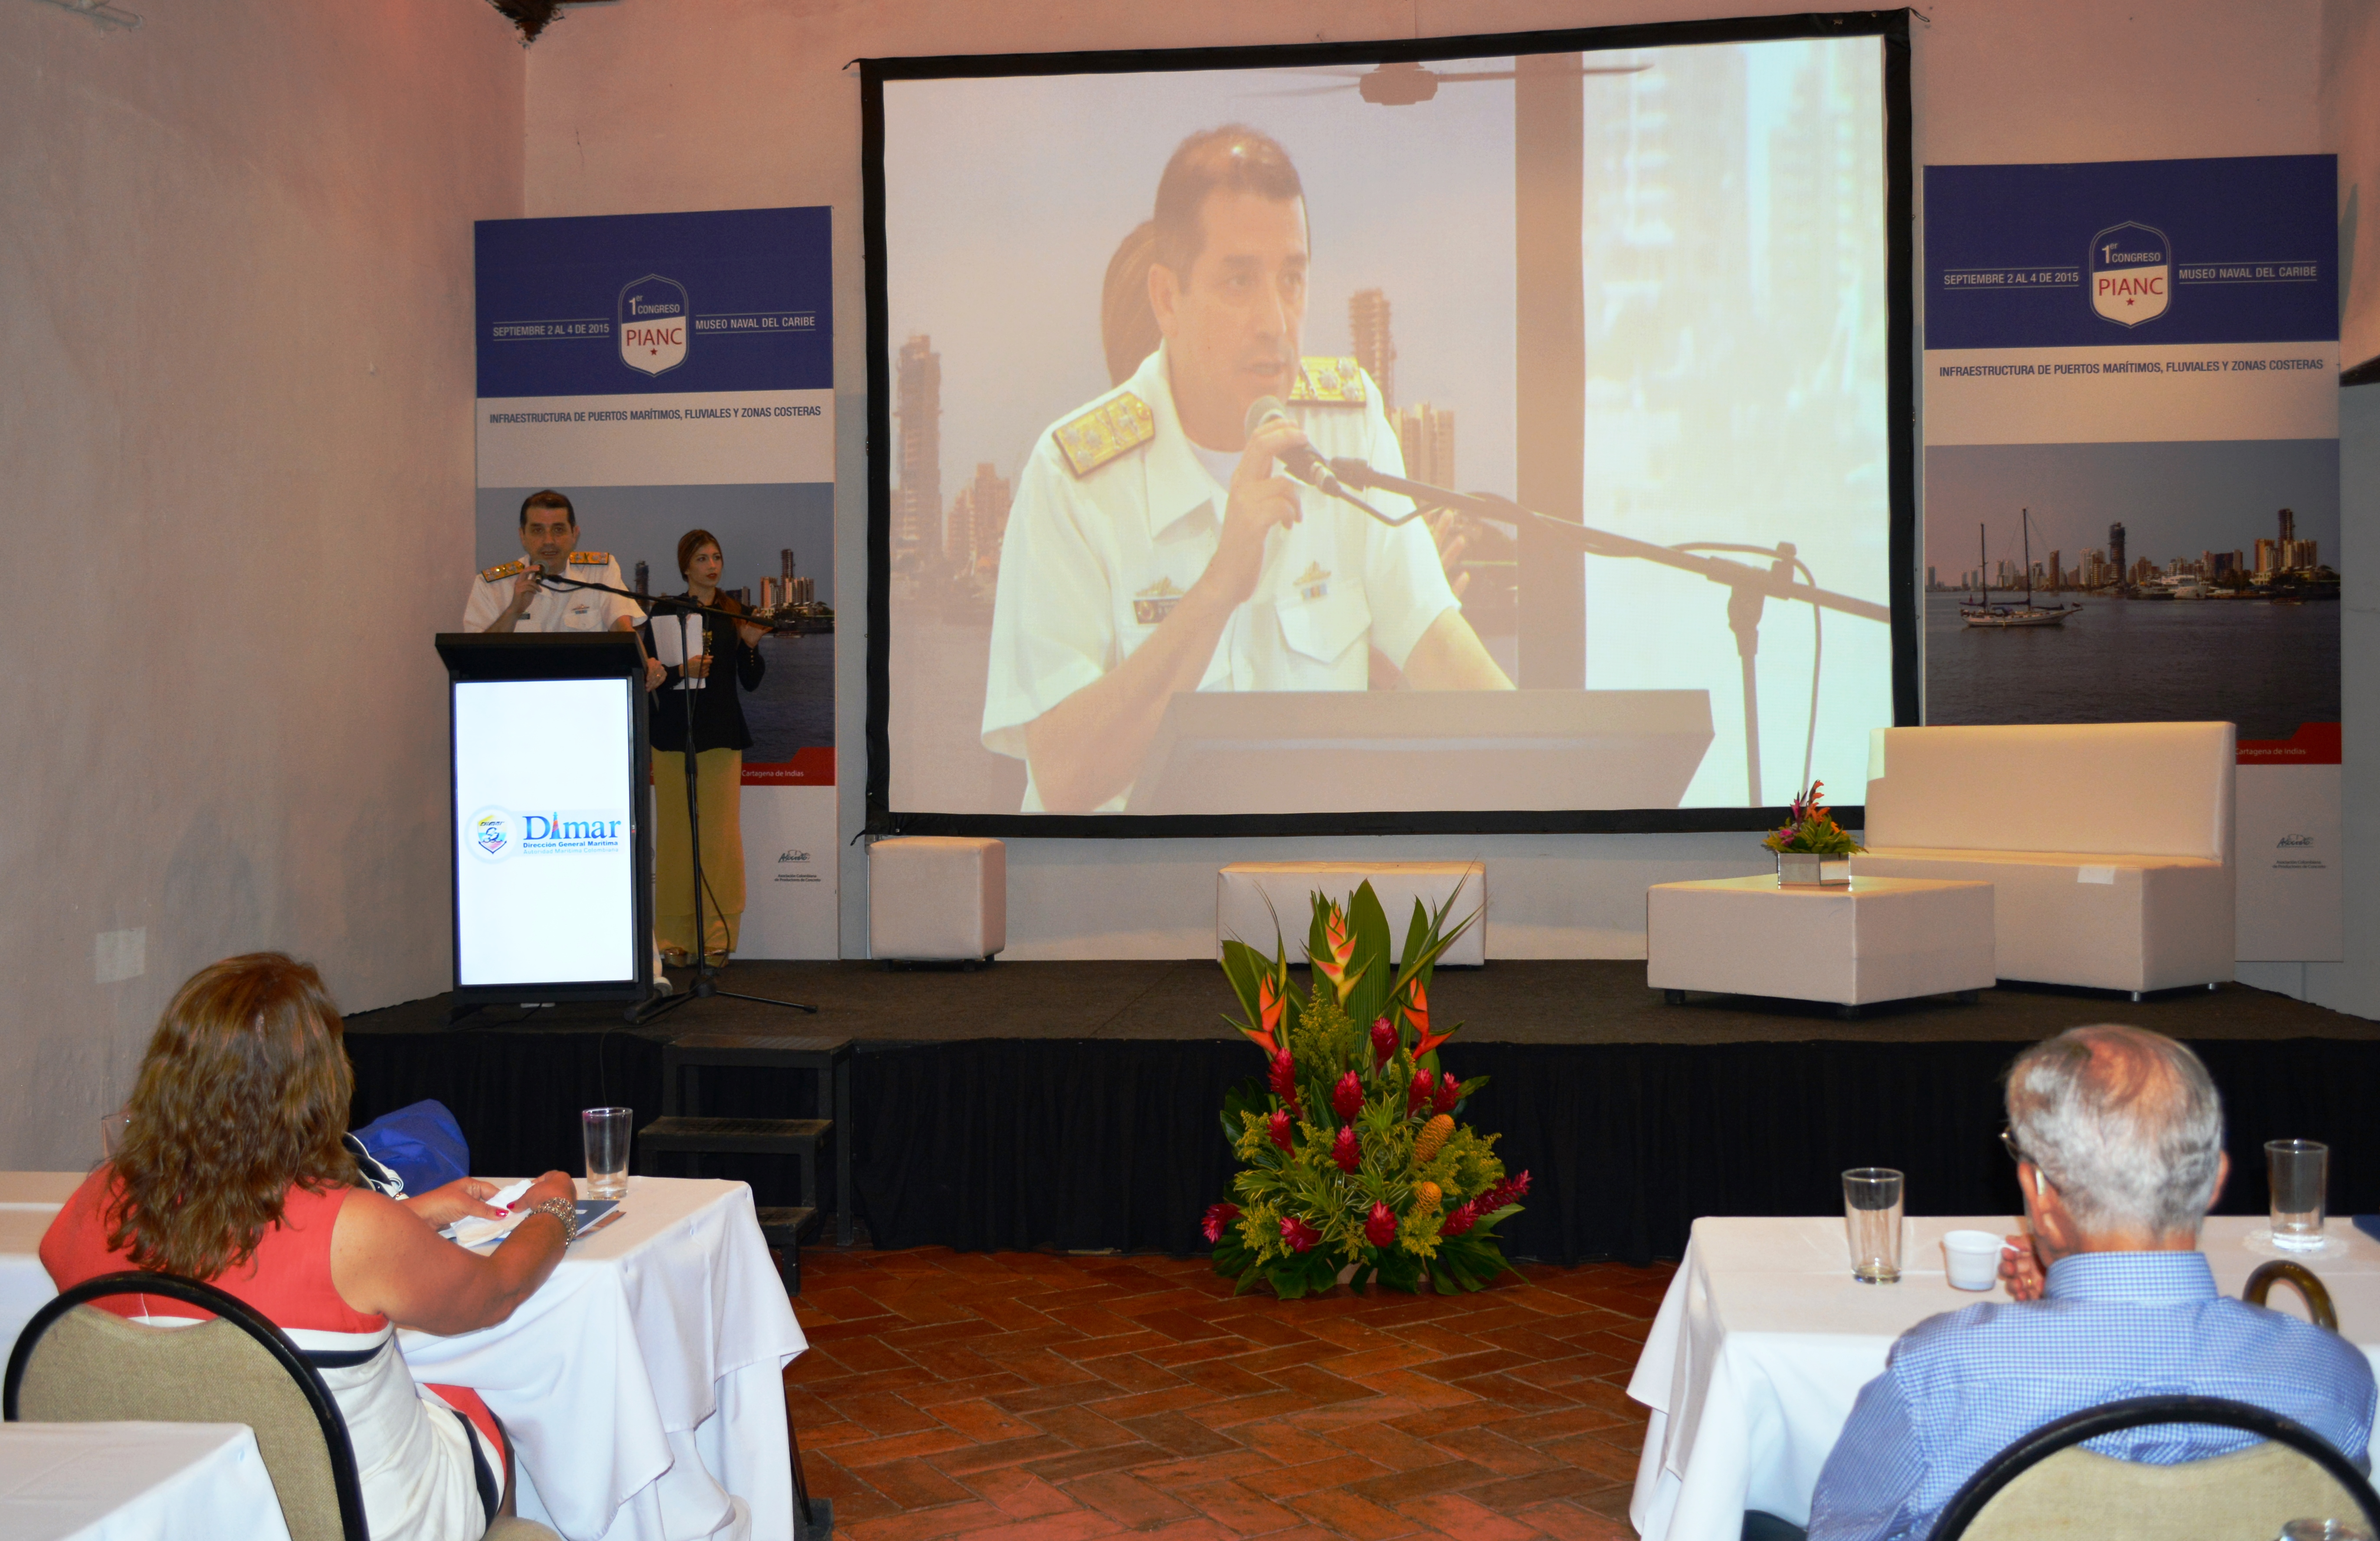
[[981, 344, 1459, 812], [462, 554, 646, 633]]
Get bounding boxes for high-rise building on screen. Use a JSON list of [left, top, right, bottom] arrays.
[[895, 334, 942, 570], [2108, 522, 2128, 590], [1397, 402, 1456, 491], [1348, 289, 1395, 411]]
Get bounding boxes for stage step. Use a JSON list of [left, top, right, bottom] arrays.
[[755, 1205, 821, 1295], [639, 1115, 830, 1156], [660, 1033, 854, 1247]]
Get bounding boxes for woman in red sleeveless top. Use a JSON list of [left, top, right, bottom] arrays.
[[42, 954, 579, 1541]]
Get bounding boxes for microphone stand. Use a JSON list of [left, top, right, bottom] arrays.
[[1324, 459, 1891, 806], [537, 574, 819, 1023]]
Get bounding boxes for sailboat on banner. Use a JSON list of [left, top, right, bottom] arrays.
[[1961, 509, 2079, 628]]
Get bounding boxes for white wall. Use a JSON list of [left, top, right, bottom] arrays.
[[0, 0, 524, 1164], [523, 0, 2354, 964]]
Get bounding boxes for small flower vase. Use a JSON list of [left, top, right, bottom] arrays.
[[1776, 850, 1852, 887]]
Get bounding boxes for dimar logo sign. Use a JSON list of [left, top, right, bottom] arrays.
[[619, 273, 689, 377], [466, 807, 628, 862], [2089, 221, 2171, 328]]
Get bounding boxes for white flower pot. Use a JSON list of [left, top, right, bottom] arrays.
[[1776, 851, 1851, 887]]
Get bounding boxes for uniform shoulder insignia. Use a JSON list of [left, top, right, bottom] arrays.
[[567, 551, 611, 566], [1288, 357, 1367, 405], [479, 559, 525, 583], [1053, 391, 1156, 479]]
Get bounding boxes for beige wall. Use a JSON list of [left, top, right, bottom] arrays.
[[0, 0, 523, 1165], [2329, 0, 2380, 371], [522, 0, 2350, 965]]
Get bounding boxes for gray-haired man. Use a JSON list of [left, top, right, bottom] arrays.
[[1806, 1024, 2374, 1541]]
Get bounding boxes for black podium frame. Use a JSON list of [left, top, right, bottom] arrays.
[[437, 633, 652, 1008]]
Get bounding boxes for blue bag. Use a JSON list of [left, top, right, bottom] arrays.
[[352, 1100, 471, 1197]]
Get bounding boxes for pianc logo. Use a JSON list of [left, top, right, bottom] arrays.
[[619, 273, 689, 377], [467, 807, 626, 862], [2089, 221, 2171, 328]]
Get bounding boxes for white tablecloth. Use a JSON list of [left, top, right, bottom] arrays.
[[0, 1421, 292, 1541], [0, 1173, 807, 1541], [1626, 1214, 2380, 1541]]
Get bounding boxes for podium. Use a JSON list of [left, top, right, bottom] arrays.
[[1122, 689, 1713, 815], [436, 633, 651, 1005]]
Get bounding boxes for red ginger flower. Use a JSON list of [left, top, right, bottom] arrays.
[[1433, 1071, 1461, 1115], [1269, 1051, 1300, 1113], [1364, 1200, 1397, 1247], [1481, 1170, 1531, 1212], [1267, 1108, 1294, 1153], [1407, 1068, 1433, 1117], [1280, 1214, 1322, 1252], [1201, 1203, 1240, 1243], [1441, 1200, 1478, 1237], [1370, 1016, 1397, 1069], [1332, 1070, 1363, 1122], [1331, 1125, 1361, 1174]]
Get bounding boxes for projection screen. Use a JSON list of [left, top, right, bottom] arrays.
[[864, 14, 1914, 835]]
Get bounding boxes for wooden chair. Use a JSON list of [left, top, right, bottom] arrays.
[[6, 1271, 555, 1541], [1933, 1393, 2380, 1541]]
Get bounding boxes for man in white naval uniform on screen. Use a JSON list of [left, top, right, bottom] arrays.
[[981, 125, 1511, 814]]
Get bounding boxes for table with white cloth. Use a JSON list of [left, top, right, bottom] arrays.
[[0, 1421, 293, 1541], [0, 1172, 807, 1541], [1626, 1214, 2380, 1541]]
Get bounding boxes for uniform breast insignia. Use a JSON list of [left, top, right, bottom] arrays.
[[1288, 357, 1367, 405], [1054, 392, 1156, 478], [567, 551, 611, 566], [1293, 562, 1331, 602], [1132, 577, 1186, 625], [479, 559, 526, 583]]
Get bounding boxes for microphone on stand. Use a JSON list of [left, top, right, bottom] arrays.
[[1242, 397, 1362, 502]]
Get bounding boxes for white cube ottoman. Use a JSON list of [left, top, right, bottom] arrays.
[[869, 836, 1006, 962], [1646, 874, 1993, 1011], [1218, 861, 1485, 966]]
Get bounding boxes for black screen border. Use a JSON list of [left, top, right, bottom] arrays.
[[862, 9, 1916, 838]]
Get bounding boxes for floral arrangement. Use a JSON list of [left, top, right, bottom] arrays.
[[1761, 780, 1865, 856], [1202, 882, 1530, 1298]]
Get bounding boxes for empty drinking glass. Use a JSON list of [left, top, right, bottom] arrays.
[[1844, 1167, 1904, 1283], [583, 1106, 633, 1199], [2268, 1139, 2328, 1252]]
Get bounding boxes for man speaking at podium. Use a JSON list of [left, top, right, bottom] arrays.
[[981, 125, 1511, 814], [465, 490, 665, 690]]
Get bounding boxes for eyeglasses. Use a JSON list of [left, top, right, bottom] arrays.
[[2000, 1125, 2030, 1167]]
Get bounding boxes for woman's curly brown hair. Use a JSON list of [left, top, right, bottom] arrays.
[[106, 953, 361, 1280]]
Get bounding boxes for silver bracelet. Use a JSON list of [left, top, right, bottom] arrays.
[[526, 1196, 578, 1245]]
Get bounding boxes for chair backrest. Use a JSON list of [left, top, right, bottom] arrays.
[[1937, 1394, 2380, 1541], [4, 1271, 367, 1541], [1864, 722, 2234, 860]]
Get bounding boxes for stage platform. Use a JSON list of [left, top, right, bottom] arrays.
[[344, 962, 2380, 1268]]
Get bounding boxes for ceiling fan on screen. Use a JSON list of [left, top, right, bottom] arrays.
[[1247, 59, 1649, 106]]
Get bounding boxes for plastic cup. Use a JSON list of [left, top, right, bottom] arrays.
[[1843, 1167, 1904, 1284], [1942, 1230, 2003, 1291], [582, 1106, 632, 1199], [2268, 1139, 2328, 1252]]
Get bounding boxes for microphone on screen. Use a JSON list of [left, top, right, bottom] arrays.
[[1242, 396, 1360, 502]]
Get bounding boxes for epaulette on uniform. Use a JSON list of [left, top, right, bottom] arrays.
[[479, 558, 526, 583], [568, 551, 611, 566], [1053, 392, 1155, 478], [1288, 357, 1367, 405]]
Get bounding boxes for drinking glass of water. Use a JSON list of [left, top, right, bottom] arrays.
[[1843, 1167, 1905, 1283], [2267, 1139, 2328, 1252], [582, 1106, 633, 1199]]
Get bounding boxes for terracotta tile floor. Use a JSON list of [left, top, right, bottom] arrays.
[[781, 1247, 1675, 1541]]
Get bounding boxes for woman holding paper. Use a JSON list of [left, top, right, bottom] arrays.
[[643, 528, 768, 966], [41, 953, 579, 1541]]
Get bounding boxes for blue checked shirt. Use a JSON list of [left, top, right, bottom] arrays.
[[1808, 1250, 2377, 1541]]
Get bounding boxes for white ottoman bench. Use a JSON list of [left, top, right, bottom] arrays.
[[869, 836, 1005, 963], [1218, 861, 1485, 966], [1646, 875, 1993, 1014]]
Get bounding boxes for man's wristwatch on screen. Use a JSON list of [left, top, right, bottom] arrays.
[[525, 1196, 578, 1245]]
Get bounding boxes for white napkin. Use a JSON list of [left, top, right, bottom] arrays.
[[442, 1178, 537, 1249]]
